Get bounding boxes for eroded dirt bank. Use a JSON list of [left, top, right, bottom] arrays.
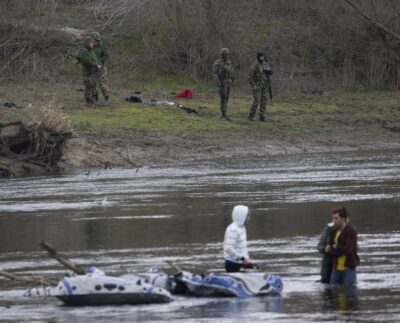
[[58, 130, 400, 173]]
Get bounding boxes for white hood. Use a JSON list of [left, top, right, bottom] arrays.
[[232, 205, 249, 227]]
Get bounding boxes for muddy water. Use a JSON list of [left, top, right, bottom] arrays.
[[0, 149, 399, 322]]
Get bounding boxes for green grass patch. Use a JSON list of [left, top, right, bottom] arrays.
[[2, 81, 399, 143], [63, 88, 400, 140], [68, 95, 281, 138]]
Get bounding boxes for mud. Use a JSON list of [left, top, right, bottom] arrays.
[[58, 130, 400, 172]]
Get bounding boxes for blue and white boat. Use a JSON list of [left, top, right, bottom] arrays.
[[55, 268, 172, 306], [174, 271, 283, 298]]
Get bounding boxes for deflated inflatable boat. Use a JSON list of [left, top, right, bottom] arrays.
[[127, 269, 283, 298], [55, 267, 283, 306], [173, 271, 283, 297], [55, 268, 172, 306]]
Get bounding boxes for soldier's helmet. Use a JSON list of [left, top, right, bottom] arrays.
[[221, 48, 230, 55], [257, 51, 265, 59], [91, 32, 101, 41]]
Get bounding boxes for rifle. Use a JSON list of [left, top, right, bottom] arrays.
[[266, 73, 273, 105]]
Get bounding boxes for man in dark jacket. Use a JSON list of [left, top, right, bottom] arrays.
[[325, 207, 360, 285], [78, 37, 100, 106], [317, 221, 334, 283], [248, 51, 272, 121], [212, 48, 235, 121], [91, 32, 109, 105]]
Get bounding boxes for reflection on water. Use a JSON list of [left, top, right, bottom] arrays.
[[0, 149, 399, 322], [322, 285, 359, 313]]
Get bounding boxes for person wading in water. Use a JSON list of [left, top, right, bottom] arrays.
[[223, 205, 258, 272], [325, 207, 360, 285]]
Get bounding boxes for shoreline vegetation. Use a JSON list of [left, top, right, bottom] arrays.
[[1, 1, 400, 177], [1, 83, 399, 177]]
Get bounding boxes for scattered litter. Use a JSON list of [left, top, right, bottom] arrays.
[[301, 87, 323, 95], [177, 104, 197, 114], [144, 99, 174, 106], [139, 98, 196, 113], [125, 96, 142, 103], [175, 89, 193, 99], [144, 98, 161, 105], [2, 102, 24, 109]]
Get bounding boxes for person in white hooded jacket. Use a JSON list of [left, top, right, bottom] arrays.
[[223, 205, 257, 272]]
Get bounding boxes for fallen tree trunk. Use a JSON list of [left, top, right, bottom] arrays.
[[39, 241, 85, 275]]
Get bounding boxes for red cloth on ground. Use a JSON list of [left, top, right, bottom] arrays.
[[175, 89, 193, 99]]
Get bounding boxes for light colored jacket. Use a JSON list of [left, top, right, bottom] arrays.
[[223, 205, 249, 262]]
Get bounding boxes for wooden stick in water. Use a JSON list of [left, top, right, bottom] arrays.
[[39, 240, 85, 275], [0, 270, 56, 286]]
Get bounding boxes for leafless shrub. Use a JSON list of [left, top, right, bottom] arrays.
[[1, 0, 400, 89]]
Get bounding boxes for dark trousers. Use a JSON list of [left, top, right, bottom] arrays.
[[321, 254, 333, 283], [225, 260, 258, 273], [218, 84, 231, 116]]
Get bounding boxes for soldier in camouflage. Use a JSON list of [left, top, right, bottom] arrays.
[[212, 48, 235, 121], [248, 51, 272, 121], [78, 37, 100, 107], [91, 32, 110, 105]]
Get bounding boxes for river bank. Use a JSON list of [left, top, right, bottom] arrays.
[[1, 83, 400, 176]]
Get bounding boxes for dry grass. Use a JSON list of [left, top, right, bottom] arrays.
[[1, 102, 72, 134], [0, 102, 73, 169]]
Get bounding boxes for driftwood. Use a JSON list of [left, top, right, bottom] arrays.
[[39, 241, 85, 275], [0, 270, 57, 286], [166, 260, 182, 273], [0, 241, 85, 291]]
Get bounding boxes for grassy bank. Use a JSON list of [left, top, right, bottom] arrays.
[[64, 87, 400, 147], [1, 83, 400, 171], [2, 83, 400, 140]]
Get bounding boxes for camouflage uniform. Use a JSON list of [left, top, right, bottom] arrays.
[[91, 32, 109, 103], [248, 52, 272, 121], [212, 48, 235, 120], [78, 37, 99, 105]]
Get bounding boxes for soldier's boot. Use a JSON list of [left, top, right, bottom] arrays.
[[220, 111, 230, 121], [220, 106, 226, 120], [248, 113, 255, 121], [85, 99, 95, 108], [104, 95, 109, 106], [94, 94, 99, 104], [259, 115, 267, 122]]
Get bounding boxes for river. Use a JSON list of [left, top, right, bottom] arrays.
[[0, 149, 399, 322]]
